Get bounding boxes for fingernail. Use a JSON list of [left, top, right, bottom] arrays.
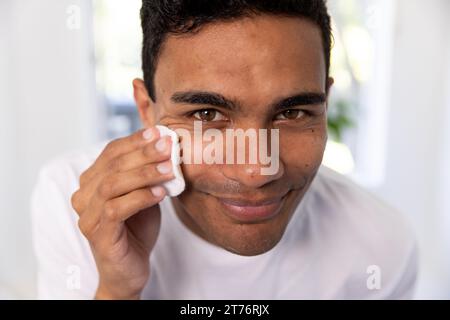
[[155, 138, 168, 152], [151, 186, 166, 197], [143, 128, 154, 140], [156, 161, 172, 174]]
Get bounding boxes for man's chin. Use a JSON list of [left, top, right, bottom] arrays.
[[174, 188, 302, 256], [213, 223, 287, 257], [210, 192, 301, 256]]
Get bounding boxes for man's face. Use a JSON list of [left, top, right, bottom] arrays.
[[135, 14, 331, 256]]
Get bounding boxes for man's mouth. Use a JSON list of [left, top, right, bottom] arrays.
[[214, 192, 290, 223]]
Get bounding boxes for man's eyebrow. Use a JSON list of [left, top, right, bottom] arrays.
[[271, 92, 327, 111], [171, 91, 239, 111], [171, 91, 326, 111]]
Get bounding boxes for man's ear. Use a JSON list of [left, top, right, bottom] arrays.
[[326, 77, 334, 95], [133, 78, 156, 128], [325, 77, 334, 110]]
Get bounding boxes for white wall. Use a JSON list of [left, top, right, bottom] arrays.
[[0, 0, 101, 298], [371, 0, 450, 299], [0, 0, 19, 299]]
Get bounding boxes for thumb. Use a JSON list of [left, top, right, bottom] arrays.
[[126, 203, 162, 252]]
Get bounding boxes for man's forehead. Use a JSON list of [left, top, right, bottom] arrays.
[[154, 15, 326, 98]]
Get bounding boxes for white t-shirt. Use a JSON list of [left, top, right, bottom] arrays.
[[31, 142, 418, 299]]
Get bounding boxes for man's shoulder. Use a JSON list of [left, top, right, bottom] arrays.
[[310, 165, 417, 248], [312, 166, 414, 232], [302, 166, 418, 297], [32, 143, 108, 299]]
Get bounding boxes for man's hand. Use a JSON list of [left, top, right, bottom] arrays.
[[71, 127, 174, 299]]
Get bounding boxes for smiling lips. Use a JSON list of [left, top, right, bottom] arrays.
[[216, 194, 288, 223]]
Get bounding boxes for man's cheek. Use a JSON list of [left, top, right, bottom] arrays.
[[176, 164, 209, 214], [178, 163, 204, 190], [280, 134, 326, 172]]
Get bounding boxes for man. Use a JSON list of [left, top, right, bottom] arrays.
[[31, 0, 417, 299]]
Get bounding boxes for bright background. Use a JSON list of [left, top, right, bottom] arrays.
[[1, 0, 450, 299]]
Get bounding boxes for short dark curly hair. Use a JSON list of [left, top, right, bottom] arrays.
[[140, 0, 332, 102]]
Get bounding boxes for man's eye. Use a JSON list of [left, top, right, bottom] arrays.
[[192, 109, 226, 122], [274, 109, 306, 120]]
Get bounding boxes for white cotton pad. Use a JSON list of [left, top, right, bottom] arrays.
[[155, 125, 186, 197]]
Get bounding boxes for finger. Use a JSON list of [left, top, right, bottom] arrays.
[[77, 196, 104, 240], [98, 186, 166, 245], [82, 127, 161, 184], [97, 160, 175, 200], [106, 135, 172, 174], [75, 127, 164, 211]]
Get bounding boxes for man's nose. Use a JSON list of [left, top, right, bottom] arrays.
[[220, 122, 284, 189], [221, 162, 284, 189]]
